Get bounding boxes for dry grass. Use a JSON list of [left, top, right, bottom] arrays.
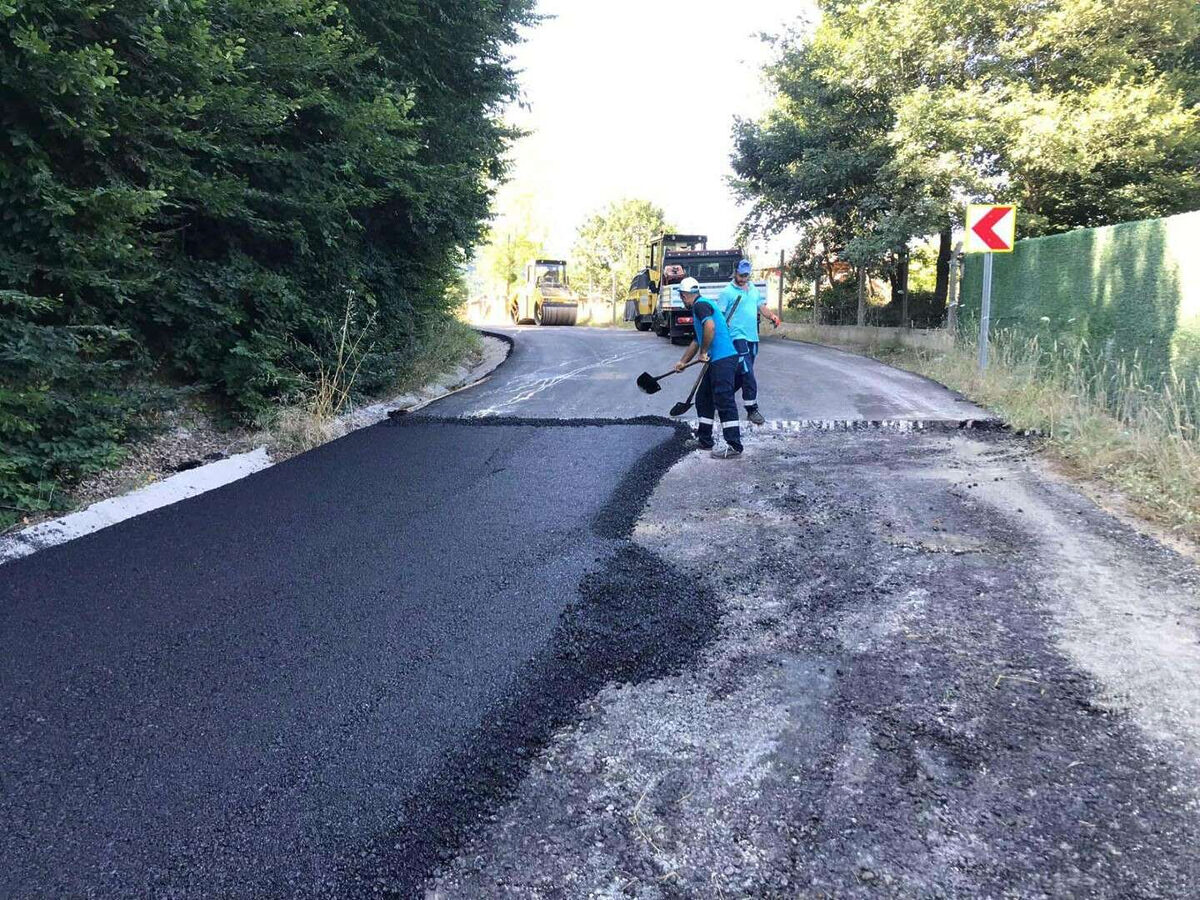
[[266, 312, 482, 457], [870, 330, 1200, 542]]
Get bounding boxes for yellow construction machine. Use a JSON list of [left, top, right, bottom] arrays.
[[508, 259, 579, 326]]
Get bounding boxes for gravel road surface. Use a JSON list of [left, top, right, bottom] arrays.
[[428, 428, 1200, 899]]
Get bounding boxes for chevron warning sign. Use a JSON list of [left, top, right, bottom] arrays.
[[965, 204, 1017, 253]]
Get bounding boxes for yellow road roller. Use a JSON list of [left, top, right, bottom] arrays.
[[509, 259, 579, 326]]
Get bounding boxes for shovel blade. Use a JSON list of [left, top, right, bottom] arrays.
[[636, 372, 661, 394], [669, 401, 692, 417]]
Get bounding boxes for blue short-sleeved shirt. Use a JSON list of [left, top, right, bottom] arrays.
[[691, 299, 737, 362], [719, 281, 762, 342]]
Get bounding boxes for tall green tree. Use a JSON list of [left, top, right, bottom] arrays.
[[571, 198, 672, 301], [733, 0, 1200, 308], [476, 190, 546, 298], [0, 0, 535, 519]]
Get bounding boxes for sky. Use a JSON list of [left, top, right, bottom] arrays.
[[498, 0, 817, 262]]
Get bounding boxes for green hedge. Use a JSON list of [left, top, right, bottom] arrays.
[[0, 0, 534, 521], [962, 210, 1200, 383]]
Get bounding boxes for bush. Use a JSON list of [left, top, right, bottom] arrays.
[[0, 292, 163, 522], [0, 0, 534, 516]]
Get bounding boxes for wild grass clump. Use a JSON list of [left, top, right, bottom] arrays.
[[264, 310, 482, 457], [873, 329, 1200, 542]]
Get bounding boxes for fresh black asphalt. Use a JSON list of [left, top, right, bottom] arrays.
[[0, 417, 706, 899]]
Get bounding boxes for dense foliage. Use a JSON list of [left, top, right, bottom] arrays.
[[732, 0, 1200, 307], [0, 0, 535, 517]]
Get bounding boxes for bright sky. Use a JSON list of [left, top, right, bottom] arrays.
[[501, 0, 816, 261]]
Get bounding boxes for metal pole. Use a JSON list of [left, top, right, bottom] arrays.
[[813, 266, 821, 325], [778, 248, 785, 319], [611, 270, 617, 325], [978, 252, 993, 372]]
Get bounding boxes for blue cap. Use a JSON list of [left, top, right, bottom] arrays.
[[737, 259, 752, 275]]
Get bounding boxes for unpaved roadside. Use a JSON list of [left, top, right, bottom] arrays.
[[427, 427, 1200, 898]]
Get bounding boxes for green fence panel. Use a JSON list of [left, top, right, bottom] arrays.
[[962, 209, 1200, 382]]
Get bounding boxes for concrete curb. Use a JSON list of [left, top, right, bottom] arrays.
[[0, 331, 513, 566]]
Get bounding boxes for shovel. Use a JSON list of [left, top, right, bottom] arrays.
[[636, 359, 701, 395], [669, 362, 708, 416]]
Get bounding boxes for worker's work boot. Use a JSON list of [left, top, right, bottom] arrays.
[[746, 407, 765, 426], [711, 445, 743, 459]]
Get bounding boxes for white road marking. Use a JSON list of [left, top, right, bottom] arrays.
[[469, 349, 646, 416]]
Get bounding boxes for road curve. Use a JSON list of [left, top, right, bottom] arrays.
[[0, 326, 989, 898], [428, 326, 989, 421]]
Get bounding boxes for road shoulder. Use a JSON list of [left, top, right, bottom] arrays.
[[0, 333, 511, 565]]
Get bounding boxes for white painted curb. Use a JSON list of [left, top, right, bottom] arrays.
[[0, 449, 272, 564], [0, 333, 511, 566]]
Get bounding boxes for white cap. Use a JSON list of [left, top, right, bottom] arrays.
[[678, 276, 701, 294]]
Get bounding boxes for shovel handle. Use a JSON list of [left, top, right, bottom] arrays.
[[653, 359, 702, 381], [683, 360, 708, 404]]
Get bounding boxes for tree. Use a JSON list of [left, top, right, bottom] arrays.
[[0, 0, 536, 520], [475, 190, 546, 299], [571, 199, 672, 301], [730, 30, 940, 307], [733, 0, 1200, 314]]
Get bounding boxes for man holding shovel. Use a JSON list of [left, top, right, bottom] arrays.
[[673, 277, 743, 458]]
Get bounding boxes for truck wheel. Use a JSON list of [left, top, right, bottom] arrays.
[[635, 320, 652, 332]]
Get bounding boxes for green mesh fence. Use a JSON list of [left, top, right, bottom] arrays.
[[961, 209, 1200, 383]]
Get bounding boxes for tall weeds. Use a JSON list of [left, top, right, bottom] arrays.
[[267, 298, 377, 455], [310, 299, 378, 421]]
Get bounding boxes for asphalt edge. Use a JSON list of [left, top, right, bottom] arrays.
[[346, 418, 714, 897], [764, 331, 997, 415], [0, 331, 514, 567]]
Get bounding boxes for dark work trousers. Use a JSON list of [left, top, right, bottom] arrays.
[[695, 356, 743, 451], [732, 339, 759, 408]]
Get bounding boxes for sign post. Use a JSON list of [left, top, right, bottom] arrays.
[[964, 204, 1016, 372]]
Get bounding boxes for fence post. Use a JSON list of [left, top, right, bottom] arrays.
[[813, 268, 821, 326], [778, 248, 785, 319], [946, 240, 962, 335], [856, 266, 866, 327]]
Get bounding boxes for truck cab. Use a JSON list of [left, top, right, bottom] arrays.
[[626, 235, 767, 342], [653, 248, 744, 342], [624, 234, 706, 332]]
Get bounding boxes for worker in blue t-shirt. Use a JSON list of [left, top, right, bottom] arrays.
[[719, 259, 781, 425], [673, 277, 743, 458]]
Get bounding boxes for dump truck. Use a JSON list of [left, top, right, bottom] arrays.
[[509, 259, 579, 326], [624, 234, 705, 333], [624, 234, 766, 343]]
